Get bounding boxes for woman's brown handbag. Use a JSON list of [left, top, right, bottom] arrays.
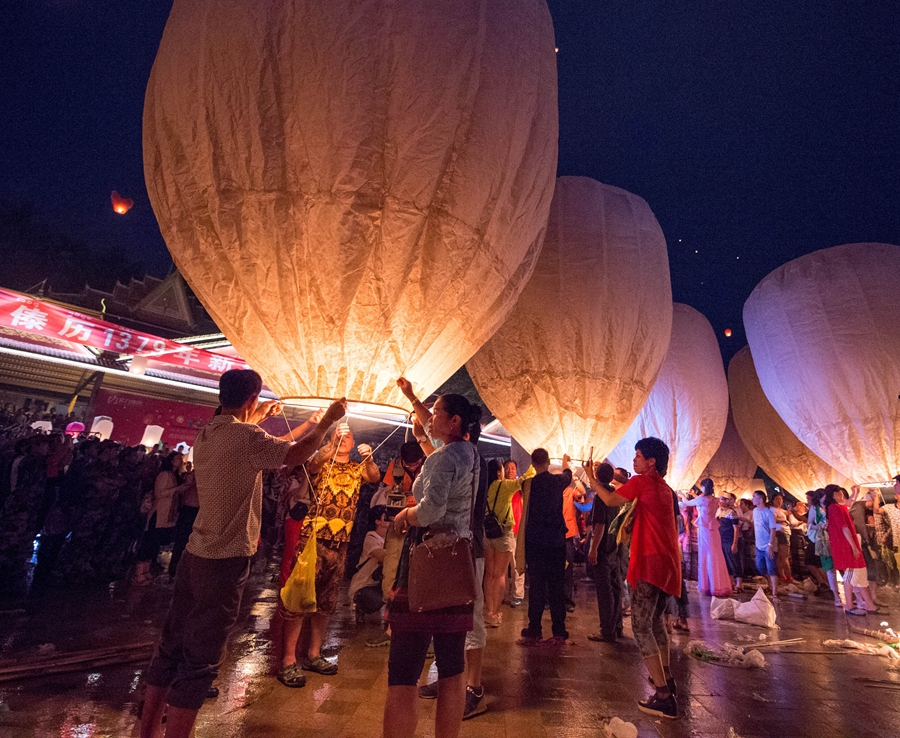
[[408, 527, 477, 612], [406, 448, 479, 613]]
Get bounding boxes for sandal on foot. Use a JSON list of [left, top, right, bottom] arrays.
[[844, 609, 867, 617], [278, 663, 307, 688], [302, 655, 338, 675]]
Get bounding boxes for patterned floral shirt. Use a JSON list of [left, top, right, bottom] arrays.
[[307, 459, 364, 544]]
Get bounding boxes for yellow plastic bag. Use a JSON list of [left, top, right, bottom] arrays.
[[280, 533, 317, 614]]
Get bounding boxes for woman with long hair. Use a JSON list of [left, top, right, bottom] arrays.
[[383, 391, 482, 738], [680, 479, 732, 596], [823, 485, 878, 615], [482, 457, 520, 628], [134, 452, 191, 585]]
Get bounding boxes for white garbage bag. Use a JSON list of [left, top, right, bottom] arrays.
[[733, 588, 778, 628], [710, 596, 736, 620], [605, 717, 638, 738]]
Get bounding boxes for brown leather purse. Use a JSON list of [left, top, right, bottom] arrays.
[[407, 448, 479, 613]]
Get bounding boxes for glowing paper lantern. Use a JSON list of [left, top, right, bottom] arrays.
[[111, 191, 133, 215], [744, 243, 900, 484], [144, 0, 558, 408], [700, 412, 759, 498], [607, 304, 728, 491], [140, 425, 164, 449], [90, 416, 114, 441], [728, 346, 852, 493], [724, 328, 732, 337], [467, 176, 672, 460]]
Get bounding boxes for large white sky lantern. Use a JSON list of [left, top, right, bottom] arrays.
[[143, 0, 558, 408], [729, 346, 853, 493], [467, 176, 672, 461], [744, 243, 900, 484], [607, 304, 728, 491], [700, 412, 759, 499]]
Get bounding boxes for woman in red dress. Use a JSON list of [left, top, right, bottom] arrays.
[[824, 484, 877, 615]]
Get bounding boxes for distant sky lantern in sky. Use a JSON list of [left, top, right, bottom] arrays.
[[700, 411, 758, 498], [467, 176, 672, 460], [607, 303, 728, 491], [724, 328, 732, 337], [744, 243, 900, 484], [110, 191, 133, 214], [143, 0, 558, 408], [728, 346, 852, 493]]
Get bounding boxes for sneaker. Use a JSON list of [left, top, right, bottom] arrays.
[[637, 692, 677, 719], [510, 598, 523, 608], [462, 685, 486, 720], [302, 655, 338, 675], [365, 631, 391, 648], [418, 681, 438, 699], [485, 613, 501, 628], [278, 662, 307, 688]]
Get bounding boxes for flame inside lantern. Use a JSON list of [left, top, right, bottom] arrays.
[[111, 191, 134, 215]]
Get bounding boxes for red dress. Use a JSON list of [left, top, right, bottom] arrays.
[[827, 503, 864, 570]]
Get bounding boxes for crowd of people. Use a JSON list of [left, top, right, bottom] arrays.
[[4, 384, 899, 735]]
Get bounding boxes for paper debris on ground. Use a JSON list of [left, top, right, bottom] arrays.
[[710, 589, 778, 628], [685, 640, 766, 668], [605, 717, 638, 738], [822, 639, 900, 659]]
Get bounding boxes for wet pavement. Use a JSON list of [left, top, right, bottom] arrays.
[[2, 561, 900, 738]]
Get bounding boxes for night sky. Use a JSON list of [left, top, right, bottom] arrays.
[[1, 1, 898, 362]]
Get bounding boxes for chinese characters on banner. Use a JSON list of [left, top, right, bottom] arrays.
[[0, 287, 248, 375]]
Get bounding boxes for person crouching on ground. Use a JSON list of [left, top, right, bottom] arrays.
[[140, 370, 346, 738], [582, 437, 681, 720]]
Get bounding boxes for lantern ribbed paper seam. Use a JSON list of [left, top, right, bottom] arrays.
[[144, 0, 559, 406], [729, 346, 853, 493], [467, 176, 672, 461], [607, 303, 728, 491], [744, 243, 900, 484]]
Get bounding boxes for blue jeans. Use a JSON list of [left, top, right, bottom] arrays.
[[755, 547, 777, 576]]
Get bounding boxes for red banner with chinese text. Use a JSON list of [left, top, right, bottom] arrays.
[[0, 287, 247, 375]]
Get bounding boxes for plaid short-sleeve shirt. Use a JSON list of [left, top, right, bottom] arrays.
[[186, 414, 291, 559]]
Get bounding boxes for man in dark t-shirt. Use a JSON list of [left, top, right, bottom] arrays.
[[516, 448, 572, 644], [587, 462, 622, 642]]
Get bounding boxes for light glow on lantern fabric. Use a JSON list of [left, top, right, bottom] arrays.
[[606, 303, 728, 492], [467, 176, 672, 461], [744, 243, 900, 485], [700, 411, 759, 498], [728, 346, 853, 493], [143, 0, 559, 407]]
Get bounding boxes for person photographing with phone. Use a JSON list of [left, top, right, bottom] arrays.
[[582, 438, 682, 720]]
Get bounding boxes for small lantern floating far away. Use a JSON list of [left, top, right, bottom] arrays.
[[111, 191, 134, 214]]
